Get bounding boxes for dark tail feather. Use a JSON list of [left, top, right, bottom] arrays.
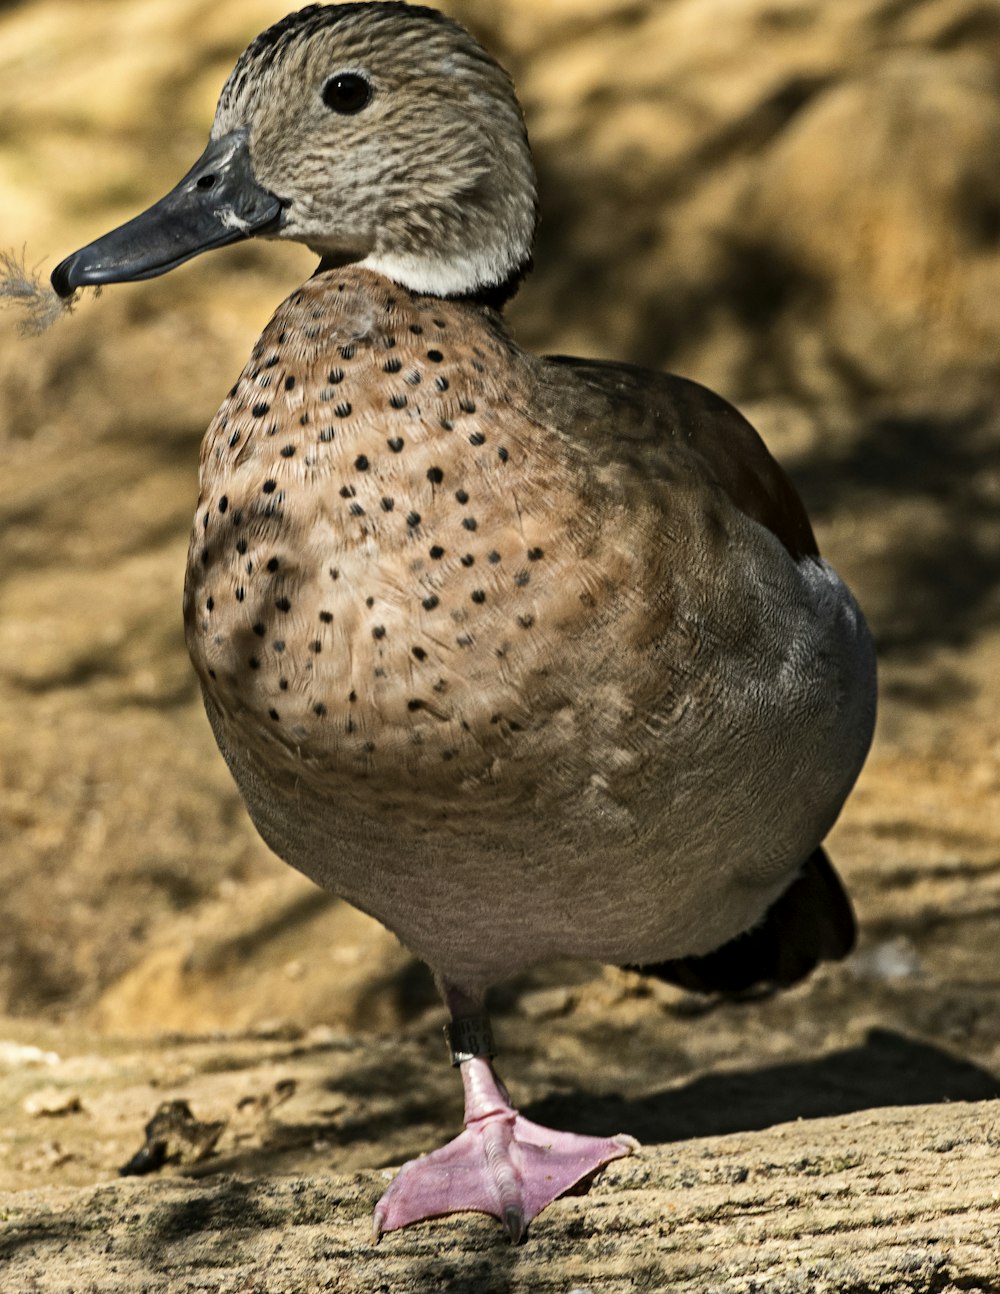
[[636, 846, 856, 996]]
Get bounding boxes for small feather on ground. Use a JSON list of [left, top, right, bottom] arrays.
[[0, 248, 83, 335]]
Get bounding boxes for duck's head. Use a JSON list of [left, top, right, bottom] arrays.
[[52, 2, 537, 303]]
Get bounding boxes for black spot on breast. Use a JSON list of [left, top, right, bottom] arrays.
[[497, 446, 510, 463], [319, 428, 335, 442], [269, 708, 280, 721], [340, 485, 356, 498], [328, 368, 345, 384], [206, 596, 214, 612], [381, 496, 395, 512], [461, 554, 475, 567], [365, 597, 374, 608], [335, 402, 352, 418], [515, 571, 530, 587], [468, 431, 485, 446], [218, 496, 229, 514], [440, 418, 454, 432], [276, 597, 291, 612], [310, 640, 322, 653], [314, 702, 327, 717], [388, 437, 404, 453], [460, 398, 477, 415], [249, 656, 260, 669], [284, 375, 296, 391], [407, 698, 425, 711], [281, 445, 296, 457], [383, 357, 402, 374], [372, 625, 386, 640], [427, 349, 443, 362], [434, 376, 449, 392], [404, 371, 422, 386], [349, 690, 357, 703], [267, 556, 280, 572], [319, 610, 333, 623], [253, 623, 266, 637], [429, 545, 445, 560], [339, 343, 356, 360], [422, 595, 439, 611], [236, 587, 245, 602], [262, 480, 277, 494], [426, 466, 444, 484], [349, 502, 365, 516], [488, 550, 501, 564], [471, 589, 486, 604], [412, 645, 427, 661], [264, 355, 279, 369], [329, 567, 340, 580], [527, 547, 544, 561], [229, 431, 241, 448], [299, 413, 310, 426], [273, 640, 285, 652], [354, 454, 369, 471], [462, 517, 478, 531], [228, 383, 239, 398], [236, 538, 249, 555], [518, 614, 535, 629], [279, 677, 289, 690], [252, 402, 270, 418], [407, 511, 421, 527], [390, 393, 407, 409], [455, 488, 468, 504], [409, 323, 423, 335]]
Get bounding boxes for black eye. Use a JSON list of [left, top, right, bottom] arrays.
[[322, 73, 372, 114]]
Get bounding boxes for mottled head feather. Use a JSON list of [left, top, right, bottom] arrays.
[[212, 3, 538, 301], [219, 3, 454, 121]]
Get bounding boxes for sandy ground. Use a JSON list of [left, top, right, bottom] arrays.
[[1, 0, 999, 1289]]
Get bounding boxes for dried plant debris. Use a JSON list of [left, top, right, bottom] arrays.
[[118, 1099, 226, 1177], [0, 247, 84, 335]]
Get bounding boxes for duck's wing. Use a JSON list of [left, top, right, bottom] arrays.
[[537, 355, 819, 561], [636, 845, 856, 993], [534, 357, 856, 991]]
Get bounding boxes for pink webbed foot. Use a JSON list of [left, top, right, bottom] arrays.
[[373, 1055, 637, 1242]]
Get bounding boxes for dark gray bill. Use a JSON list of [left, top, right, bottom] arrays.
[[51, 129, 285, 298]]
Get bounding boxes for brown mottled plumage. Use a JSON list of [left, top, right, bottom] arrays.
[[51, 2, 876, 1243]]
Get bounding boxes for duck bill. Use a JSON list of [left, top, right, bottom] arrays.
[[51, 130, 286, 298]]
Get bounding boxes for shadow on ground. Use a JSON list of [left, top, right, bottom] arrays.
[[525, 1027, 1000, 1143]]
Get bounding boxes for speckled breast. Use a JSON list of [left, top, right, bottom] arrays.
[[182, 268, 638, 814]]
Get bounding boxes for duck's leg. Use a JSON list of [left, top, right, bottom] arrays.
[[373, 992, 637, 1242]]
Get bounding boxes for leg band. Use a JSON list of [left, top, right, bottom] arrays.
[[445, 1016, 497, 1066]]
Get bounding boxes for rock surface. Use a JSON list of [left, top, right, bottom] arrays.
[[1, 0, 999, 1289]]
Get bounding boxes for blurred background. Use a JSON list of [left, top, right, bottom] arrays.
[[0, 0, 998, 1086]]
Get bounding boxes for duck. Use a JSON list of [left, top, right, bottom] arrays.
[[50, 1, 877, 1243]]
